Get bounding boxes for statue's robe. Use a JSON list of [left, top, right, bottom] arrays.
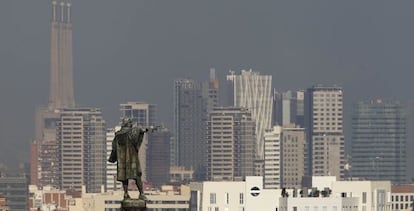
[[108, 127, 145, 181]]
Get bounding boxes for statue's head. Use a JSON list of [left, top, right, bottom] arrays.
[[121, 117, 133, 128]]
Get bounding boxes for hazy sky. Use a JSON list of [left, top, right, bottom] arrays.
[[1, 1, 414, 175]]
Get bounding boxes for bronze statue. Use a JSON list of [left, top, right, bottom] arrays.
[[108, 118, 158, 201]]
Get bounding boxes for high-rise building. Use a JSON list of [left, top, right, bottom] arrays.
[[147, 128, 171, 188], [226, 69, 273, 160], [58, 108, 106, 193], [273, 90, 305, 127], [305, 85, 344, 179], [263, 126, 282, 189], [203, 68, 220, 112], [207, 107, 256, 181], [351, 99, 407, 184], [173, 79, 207, 180], [30, 140, 59, 188], [120, 102, 157, 126], [280, 126, 306, 189], [106, 127, 122, 191], [263, 125, 306, 189], [119, 102, 158, 182]]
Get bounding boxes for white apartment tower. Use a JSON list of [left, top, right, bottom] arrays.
[[305, 85, 345, 179], [263, 126, 282, 189], [58, 108, 106, 193], [106, 127, 122, 191], [207, 107, 256, 181], [226, 69, 273, 159]]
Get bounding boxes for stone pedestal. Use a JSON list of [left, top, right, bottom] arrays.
[[121, 199, 146, 211]]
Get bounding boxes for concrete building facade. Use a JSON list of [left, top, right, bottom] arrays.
[[30, 140, 59, 188], [281, 126, 306, 189], [28, 185, 81, 211], [391, 184, 414, 211], [58, 108, 106, 193], [199, 176, 392, 211], [67, 185, 190, 211], [305, 85, 345, 179], [207, 107, 256, 181], [263, 126, 282, 189], [105, 127, 122, 191], [263, 125, 306, 189], [332, 180, 392, 211]]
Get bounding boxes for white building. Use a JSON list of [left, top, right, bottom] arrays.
[[68, 185, 190, 211], [263, 126, 282, 189], [227, 69, 273, 160], [105, 127, 122, 191], [207, 107, 256, 181], [199, 176, 392, 211], [332, 181, 392, 211], [58, 108, 106, 193], [201, 176, 289, 211], [279, 195, 359, 211]]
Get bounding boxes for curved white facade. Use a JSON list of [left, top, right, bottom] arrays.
[[227, 69, 273, 159]]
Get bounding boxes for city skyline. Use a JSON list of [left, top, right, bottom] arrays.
[[1, 0, 414, 180]]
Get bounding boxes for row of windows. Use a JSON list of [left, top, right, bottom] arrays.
[[392, 195, 414, 202], [314, 113, 342, 117], [392, 203, 412, 210], [209, 193, 245, 205], [314, 127, 343, 130]]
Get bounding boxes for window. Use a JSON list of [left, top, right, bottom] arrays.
[[225, 192, 229, 204], [239, 193, 244, 204], [210, 193, 216, 204], [362, 192, 367, 204]]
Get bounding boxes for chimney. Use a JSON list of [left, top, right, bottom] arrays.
[[66, 3, 72, 23], [52, 1, 57, 22], [60, 2, 65, 23]]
